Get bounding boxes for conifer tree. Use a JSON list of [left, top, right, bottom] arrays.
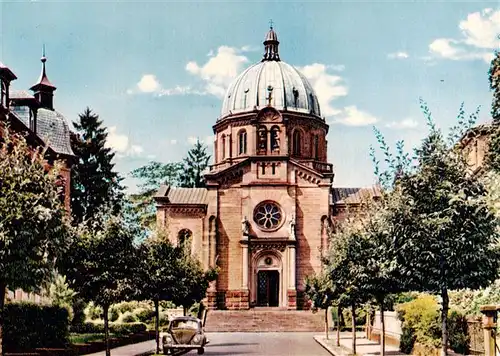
[[70, 108, 124, 227], [180, 139, 211, 188], [486, 52, 500, 171]]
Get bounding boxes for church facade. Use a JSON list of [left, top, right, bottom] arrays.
[[155, 27, 379, 310]]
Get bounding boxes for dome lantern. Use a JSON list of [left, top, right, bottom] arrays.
[[262, 22, 280, 62]]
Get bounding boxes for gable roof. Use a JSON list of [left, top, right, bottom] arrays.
[[331, 186, 382, 205], [155, 185, 209, 205]]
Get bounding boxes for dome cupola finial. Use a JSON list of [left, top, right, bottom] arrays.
[[262, 20, 280, 62], [30, 44, 57, 110]]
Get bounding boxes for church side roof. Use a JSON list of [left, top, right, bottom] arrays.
[[331, 186, 382, 205], [156, 185, 209, 205]]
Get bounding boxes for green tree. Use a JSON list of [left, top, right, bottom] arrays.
[[0, 127, 71, 356], [172, 244, 218, 316], [71, 108, 124, 227], [372, 102, 500, 356], [130, 161, 182, 230], [323, 216, 372, 355], [305, 272, 337, 341], [60, 216, 138, 356], [180, 139, 211, 188], [48, 274, 77, 322], [136, 234, 178, 354]]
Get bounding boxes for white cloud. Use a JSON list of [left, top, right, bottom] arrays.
[[298, 63, 348, 117], [106, 126, 129, 152], [105, 126, 146, 157], [327, 64, 346, 71], [137, 74, 161, 93], [186, 135, 214, 146], [170, 139, 178, 145], [186, 46, 249, 98], [331, 106, 379, 126], [388, 51, 409, 59], [385, 118, 418, 129], [428, 8, 499, 63]]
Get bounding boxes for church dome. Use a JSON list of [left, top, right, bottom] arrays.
[[219, 27, 321, 120]]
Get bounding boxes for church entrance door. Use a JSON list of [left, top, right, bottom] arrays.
[[257, 270, 279, 307]]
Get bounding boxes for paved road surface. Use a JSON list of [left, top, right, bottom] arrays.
[[88, 332, 331, 356], [200, 332, 330, 356]]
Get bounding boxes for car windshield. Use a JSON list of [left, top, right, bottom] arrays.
[[171, 320, 199, 330]]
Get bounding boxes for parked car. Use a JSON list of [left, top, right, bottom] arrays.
[[162, 316, 208, 355]]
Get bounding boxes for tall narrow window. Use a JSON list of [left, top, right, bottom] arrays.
[[221, 134, 226, 159], [258, 127, 267, 152], [292, 130, 301, 156], [178, 229, 192, 250], [270, 126, 280, 151], [314, 135, 319, 160], [239, 130, 247, 155]]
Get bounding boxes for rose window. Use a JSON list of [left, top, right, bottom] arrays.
[[254, 201, 283, 230]]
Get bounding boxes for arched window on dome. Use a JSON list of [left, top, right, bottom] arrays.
[[257, 126, 267, 153], [238, 130, 247, 155], [270, 126, 280, 152], [292, 129, 302, 156], [221, 134, 226, 159]]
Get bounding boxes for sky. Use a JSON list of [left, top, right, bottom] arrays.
[[1, 0, 500, 192]]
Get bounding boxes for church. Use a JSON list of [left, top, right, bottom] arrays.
[[155, 27, 379, 310]]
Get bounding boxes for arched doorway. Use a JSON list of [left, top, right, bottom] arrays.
[[252, 251, 282, 307], [257, 269, 279, 307]]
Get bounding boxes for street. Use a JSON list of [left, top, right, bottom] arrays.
[[200, 332, 331, 356]]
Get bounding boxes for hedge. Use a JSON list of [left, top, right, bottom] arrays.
[[2, 303, 69, 352], [70, 322, 147, 335], [396, 295, 469, 355]]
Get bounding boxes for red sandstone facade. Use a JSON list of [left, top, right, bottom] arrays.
[[155, 28, 379, 310]]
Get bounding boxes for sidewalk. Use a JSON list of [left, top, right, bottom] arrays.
[[314, 332, 408, 356], [85, 340, 155, 356]]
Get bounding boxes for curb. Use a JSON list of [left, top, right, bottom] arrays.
[[313, 336, 350, 356]]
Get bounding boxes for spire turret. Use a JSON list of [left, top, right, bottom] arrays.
[[262, 21, 280, 62], [30, 45, 56, 110]]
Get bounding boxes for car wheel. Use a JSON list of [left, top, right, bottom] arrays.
[[197, 347, 205, 355]]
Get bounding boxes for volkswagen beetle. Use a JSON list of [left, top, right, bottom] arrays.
[[162, 316, 208, 355]]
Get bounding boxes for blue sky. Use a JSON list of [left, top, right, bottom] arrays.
[[1, 1, 499, 192]]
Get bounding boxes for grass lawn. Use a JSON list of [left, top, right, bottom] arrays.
[[69, 333, 117, 344]]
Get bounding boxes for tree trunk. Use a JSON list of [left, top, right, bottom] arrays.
[[336, 306, 341, 347], [380, 300, 385, 356], [183, 306, 187, 316], [103, 304, 110, 356], [325, 307, 329, 340], [0, 282, 6, 356], [441, 287, 449, 356], [154, 299, 160, 354], [351, 302, 356, 355]]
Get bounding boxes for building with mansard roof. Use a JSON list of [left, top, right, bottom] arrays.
[[155, 27, 380, 310], [0, 53, 74, 304]]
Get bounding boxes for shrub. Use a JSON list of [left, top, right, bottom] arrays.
[[109, 306, 120, 322], [85, 302, 103, 320], [135, 308, 154, 322], [120, 311, 138, 323], [342, 307, 366, 328], [2, 303, 69, 352], [396, 295, 469, 354], [110, 322, 147, 335], [72, 298, 87, 326], [448, 310, 470, 354], [70, 321, 105, 334], [399, 325, 416, 354], [115, 301, 136, 314]]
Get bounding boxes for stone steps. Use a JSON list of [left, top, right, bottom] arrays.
[[204, 310, 325, 332]]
